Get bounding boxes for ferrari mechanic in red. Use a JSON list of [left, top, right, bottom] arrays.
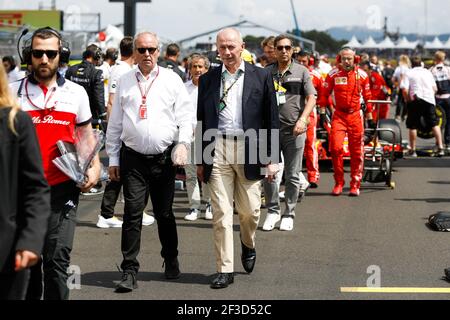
[[297, 50, 322, 187], [318, 47, 373, 197], [360, 60, 390, 122]]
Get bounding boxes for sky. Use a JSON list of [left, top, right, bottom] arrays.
[[1, 0, 449, 42]]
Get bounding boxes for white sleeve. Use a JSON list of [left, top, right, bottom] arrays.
[[399, 71, 409, 90], [106, 77, 124, 166], [76, 86, 93, 125], [173, 76, 196, 144], [108, 67, 120, 94]]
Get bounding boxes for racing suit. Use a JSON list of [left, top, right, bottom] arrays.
[[65, 60, 106, 128], [369, 71, 389, 122], [304, 67, 322, 184], [318, 67, 373, 189]]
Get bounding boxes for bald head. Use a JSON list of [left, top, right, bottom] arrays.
[[216, 28, 243, 45], [339, 47, 357, 71], [216, 28, 245, 73]]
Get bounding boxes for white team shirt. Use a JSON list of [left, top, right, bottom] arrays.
[[10, 75, 92, 186], [106, 65, 196, 166], [108, 60, 134, 94]]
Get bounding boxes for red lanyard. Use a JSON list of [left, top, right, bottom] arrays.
[[135, 67, 160, 105], [25, 78, 57, 111]]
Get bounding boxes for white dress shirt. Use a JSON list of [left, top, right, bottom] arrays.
[[401, 67, 437, 105], [185, 80, 199, 129], [106, 66, 196, 166], [219, 61, 245, 135]]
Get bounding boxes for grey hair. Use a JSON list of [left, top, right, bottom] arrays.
[[188, 53, 210, 70], [216, 27, 243, 44], [339, 46, 356, 56], [133, 31, 162, 50]]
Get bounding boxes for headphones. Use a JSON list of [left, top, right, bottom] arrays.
[[83, 45, 103, 61], [298, 50, 315, 67], [20, 27, 71, 65], [105, 48, 119, 61], [336, 46, 361, 65]]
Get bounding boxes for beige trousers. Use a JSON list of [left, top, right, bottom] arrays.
[[208, 137, 262, 273]]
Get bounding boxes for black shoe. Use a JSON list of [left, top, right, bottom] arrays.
[[210, 273, 234, 289], [241, 241, 256, 274], [309, 182, 319, 189], [115, 272, 137, 293], [163, 257, 180, 280], [445, 268, 450, 282]]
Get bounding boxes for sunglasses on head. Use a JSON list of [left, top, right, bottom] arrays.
[[137, 47, 158, 54], [276, 45, 292, 51], [31, 49, 59, 59]]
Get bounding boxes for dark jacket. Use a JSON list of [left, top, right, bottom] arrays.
[[158, 59, 186, 81], [65, 60, 105, 120], [0, 108, 50, 273], [197, 62, 279, 182]]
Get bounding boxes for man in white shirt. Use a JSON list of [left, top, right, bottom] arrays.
[[183, 53, 212, 222], [401, 56, 444, 157], [106, 31, 196, 293], [97, 36, 157, 229]]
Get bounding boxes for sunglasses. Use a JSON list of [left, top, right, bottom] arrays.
[[276, 45, 292, 52], [31, 49, 59, 59], [137, 47, 158, 54]]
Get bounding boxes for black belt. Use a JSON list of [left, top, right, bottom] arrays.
[[122, 143, 174, 160]]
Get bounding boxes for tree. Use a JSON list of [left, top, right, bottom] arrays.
[[243, 35, 265, 54], [289, 29, 346, 54]]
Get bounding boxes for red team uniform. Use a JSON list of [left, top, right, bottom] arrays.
[[368, 71, 390, 121], [318, 67, 373, 194], [304, 67, 322, 185]]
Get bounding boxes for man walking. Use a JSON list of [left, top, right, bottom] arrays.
[[262, 36, 316, 232], [107, 31, 195, 293], [197, 28, 279, 289]]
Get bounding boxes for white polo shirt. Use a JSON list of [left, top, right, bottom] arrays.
[[401, 67, 437, 105], [10, 75, 92, 186], [106, 65, 196, 166]]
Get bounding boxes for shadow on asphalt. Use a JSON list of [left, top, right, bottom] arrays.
[[428, 181, 450, 185], [77, 221, 99, 228], [394, 157, 450, 168], [396, 198, 450, 203], [81, 271, 215, 289]]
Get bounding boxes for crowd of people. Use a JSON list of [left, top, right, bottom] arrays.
[[1, 25, 450, 299]]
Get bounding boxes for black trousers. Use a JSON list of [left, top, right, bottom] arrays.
[[437, 98, 450, 145], [120, 146, 178, 275], [100, 180, 123, 219], [27, 181, 79, 300], [395, 92, 408, 119], [0, 269, 30, 300]]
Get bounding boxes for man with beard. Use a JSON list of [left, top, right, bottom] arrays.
[[11, 27, 101, 300]]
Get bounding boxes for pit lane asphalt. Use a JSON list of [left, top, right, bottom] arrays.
[[70, 122, 450, 301]]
